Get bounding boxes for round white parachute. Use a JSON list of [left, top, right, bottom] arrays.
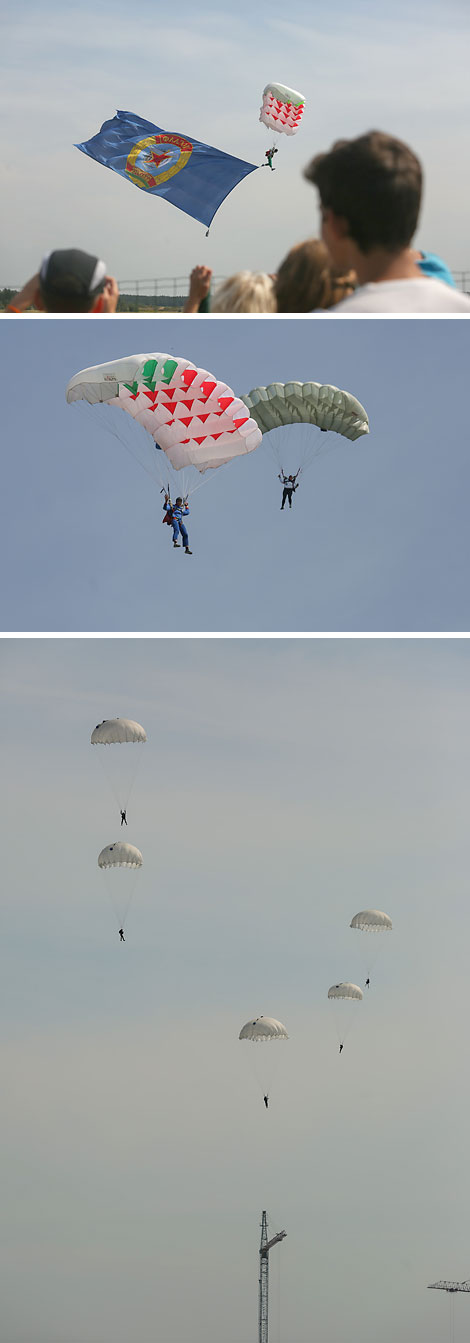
[[98, 843, 143, 869], [328, 983, 363, 1048], [350, 910, 392, 932], [260, 83, 305, 136], [239, 1016, 288, 1041], [66, 355, 262, 490], [91, 718, 147, 745], [328, 983, 363, 1001]]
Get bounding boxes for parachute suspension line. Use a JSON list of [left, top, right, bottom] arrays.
[[96, 748, 122, 814], [261, 424, 349, 482], [101, 869, 140, 929], [275, 1231, 281, 1343], [76, 402, 164, 491], [95, 744, 143, 817]]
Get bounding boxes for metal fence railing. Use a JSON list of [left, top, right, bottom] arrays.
[[1, 271, 469, 310], [115, 275, 227, 310]]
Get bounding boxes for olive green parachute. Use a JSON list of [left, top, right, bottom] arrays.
[[239, 381, 369, 480], [239, 382, 369, 439]]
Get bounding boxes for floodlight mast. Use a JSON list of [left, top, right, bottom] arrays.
[[428, 1282, 470, 1293], [428, 1280, 470, 1343], [259, 1212, 287, 1343]]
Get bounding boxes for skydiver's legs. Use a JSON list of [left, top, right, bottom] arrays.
[[178, 521, 189, 547], [287, 490, 293, 508], [281, 487, 288, 510], [172, 519, 180, 545]]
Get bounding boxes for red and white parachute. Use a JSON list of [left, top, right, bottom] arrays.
[[66, 352, 262, 496], [259, 83, 305, 136]]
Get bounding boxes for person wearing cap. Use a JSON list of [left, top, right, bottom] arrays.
[[5, 249, 119, 313]]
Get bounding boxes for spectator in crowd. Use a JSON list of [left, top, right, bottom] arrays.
[[408, 249, 456, 287], [211, 271, 276, 312], [184, 248, 357, 314], [274, 239, 332, 311], [304, 131, 470, 312], [5, 249, 119, 313], [183, 265, 213, 312]]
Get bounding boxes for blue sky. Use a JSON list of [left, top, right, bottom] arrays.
[[1, 0, 470, 282], [3, 635, 470, 1343], [2, 316, 470, 633]]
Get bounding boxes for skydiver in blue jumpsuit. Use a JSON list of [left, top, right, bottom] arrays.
[[164, 495, 192, 554]]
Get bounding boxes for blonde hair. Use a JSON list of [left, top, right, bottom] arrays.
[[212, 271, 276, 313]]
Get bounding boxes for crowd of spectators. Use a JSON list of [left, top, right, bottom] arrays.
[[5, 130, 470, 315]]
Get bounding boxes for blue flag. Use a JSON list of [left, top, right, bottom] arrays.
[[76, 110, 258, 230]]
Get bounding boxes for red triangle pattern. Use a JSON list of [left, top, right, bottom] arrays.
[[182, 369, 197, 387], [233, 417, 249, 428], [218, 396, 234, 410], [201, 380, 217, 396]]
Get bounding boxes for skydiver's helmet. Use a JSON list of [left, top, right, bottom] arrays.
[[176, 497, 182, 505]]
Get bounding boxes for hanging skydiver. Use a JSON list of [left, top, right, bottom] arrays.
[[365, 977, 370, 988], [264, 1094, 269, 1109], [163, 493, 192, 554], [119, 928, 125, 942], [120, 809, 127, 826], [339, 1042, 344, 1054], [263, 146, 278, 171], [279, 469, 300, 509]]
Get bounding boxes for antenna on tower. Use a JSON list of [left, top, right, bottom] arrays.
[[259, 1212, 287, 1343]]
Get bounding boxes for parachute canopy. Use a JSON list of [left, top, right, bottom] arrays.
[[350, 910, 392, 932], [98, 842, 143, 869], [240, 382, 369, 440], [328, 983, 363, 1001], [239, 1016, 288, 1041], [91, 718, 146, 745], [67, 354, 262, 474], [260, 83, 305, 136]]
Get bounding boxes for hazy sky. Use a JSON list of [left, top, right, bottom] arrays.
[[2, 635, 470, 1343], [2, 316, 470, 633], [1, 0, 469, 282]]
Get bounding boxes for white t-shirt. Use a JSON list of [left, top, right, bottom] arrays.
[[322, 278, 470, 313]]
